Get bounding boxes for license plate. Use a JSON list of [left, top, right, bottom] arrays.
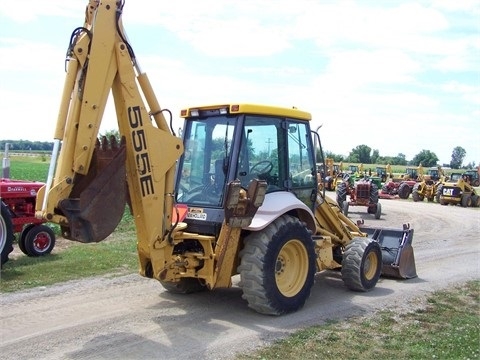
[[186, 208, 207, 221]]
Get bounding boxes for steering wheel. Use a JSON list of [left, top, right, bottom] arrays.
[[250, 160, 273, 175]]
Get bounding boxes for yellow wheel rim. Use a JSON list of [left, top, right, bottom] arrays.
[[275, 239, 309, 297], [363, 251, 379, 281]]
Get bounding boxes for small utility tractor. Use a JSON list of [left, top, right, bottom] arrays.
[[1, 178, 56, 268], [374, 165, 392, 183], [437, 172, 480, 207], [463, 168, 480, 187], [336, 174, 381, 219]]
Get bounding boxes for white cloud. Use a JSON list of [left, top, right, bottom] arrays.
[[0, 0, 478, 164]]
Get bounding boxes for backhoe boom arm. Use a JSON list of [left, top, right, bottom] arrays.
[[36, 0, 183, 253]]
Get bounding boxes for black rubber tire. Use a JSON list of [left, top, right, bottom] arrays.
[[18, 224, 35, 255], [436, 185, 443, 204], [336, 182, 347, 207], [160, 278, 207, 294], [471, 195, 480, 208], [369, 183, 379, 204], [24, 225, 56, 257], [398, 182, 411, 199], [238, 215, 316, 315], [342, 200, 349, 216], [412, 183, 421, 202], [1, 203, 14, 268], [341, 237, 382, 292], [461, 194, 472, 208], [374, 202, 382, 220]]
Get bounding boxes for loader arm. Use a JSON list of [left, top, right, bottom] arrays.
[[36, 0, 183, 254]]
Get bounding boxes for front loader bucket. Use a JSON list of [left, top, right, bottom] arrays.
[[360, 224, 417, 279], [58, 138, 127, 243]]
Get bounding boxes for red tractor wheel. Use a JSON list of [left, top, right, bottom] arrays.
[[23, 225, 56, 257], [1, 203, 14, 268]]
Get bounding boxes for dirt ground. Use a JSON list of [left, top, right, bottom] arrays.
[[1, 198, 479, 360]]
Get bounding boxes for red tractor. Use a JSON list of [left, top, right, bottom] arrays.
[[336, 175, 382, 219], [1, 178, 56, 268]]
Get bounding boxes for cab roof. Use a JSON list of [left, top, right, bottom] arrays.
[[180, 103, 312, 121]]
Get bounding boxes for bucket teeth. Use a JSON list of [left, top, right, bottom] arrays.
[[97, 135, 123, 154]]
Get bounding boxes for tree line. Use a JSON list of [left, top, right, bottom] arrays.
[[0, 140, 53, 152], [1, 139, 476, 170], [323, 145, 476, 169]]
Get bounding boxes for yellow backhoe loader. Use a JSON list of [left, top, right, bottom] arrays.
[[35, 0, 417, 315]]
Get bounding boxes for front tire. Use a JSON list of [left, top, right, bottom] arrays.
[[374, 202, 382, 220], [341, 237, 382, 292], [19, 224, 35, 255], [23, 225, 56, 257], [238, 215, 316, 315], [412, 183, 422, 202]]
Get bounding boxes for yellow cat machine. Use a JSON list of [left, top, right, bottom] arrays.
[[437, 172, 480, 207], [35, 0, 417, 315]]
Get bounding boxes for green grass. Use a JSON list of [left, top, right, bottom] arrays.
[[0, 236, 138, 291], [238, 280, 480, 360], [4, 155, 50, 182], [0, 209, 139, 292]]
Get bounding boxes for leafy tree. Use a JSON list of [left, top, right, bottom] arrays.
[[323, 150, 345, 162], [411, 150, 439, 167], [347, 145, 371, 164], [450, 146, 466, 169], [465, 161, 477, 170], [371, 149, 380, 164]]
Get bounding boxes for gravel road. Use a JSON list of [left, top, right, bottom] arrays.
[[1, 198, 479, 359]]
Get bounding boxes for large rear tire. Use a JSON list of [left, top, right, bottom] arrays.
[[341, 237, 382, 292], [1, 203, 14, 268], [398, 182, 411, 199], [369, 183, 379, 204], [238, 215, 316, 315], [336, 182, 347, 207]]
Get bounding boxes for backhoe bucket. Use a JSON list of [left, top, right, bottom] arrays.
[[58, 137, 127, 243], [360, 225, 417, 279]]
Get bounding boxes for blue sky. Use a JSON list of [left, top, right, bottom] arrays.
[[0, 0, 478, 165]]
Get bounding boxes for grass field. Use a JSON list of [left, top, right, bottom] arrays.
[[3, 154, 50, 181]]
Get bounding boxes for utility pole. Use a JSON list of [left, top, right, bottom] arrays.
[[266, 138, 273, 156], [2, 143, 10, 178]]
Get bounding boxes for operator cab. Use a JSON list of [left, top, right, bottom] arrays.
[[175, 104, 317, 233]]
